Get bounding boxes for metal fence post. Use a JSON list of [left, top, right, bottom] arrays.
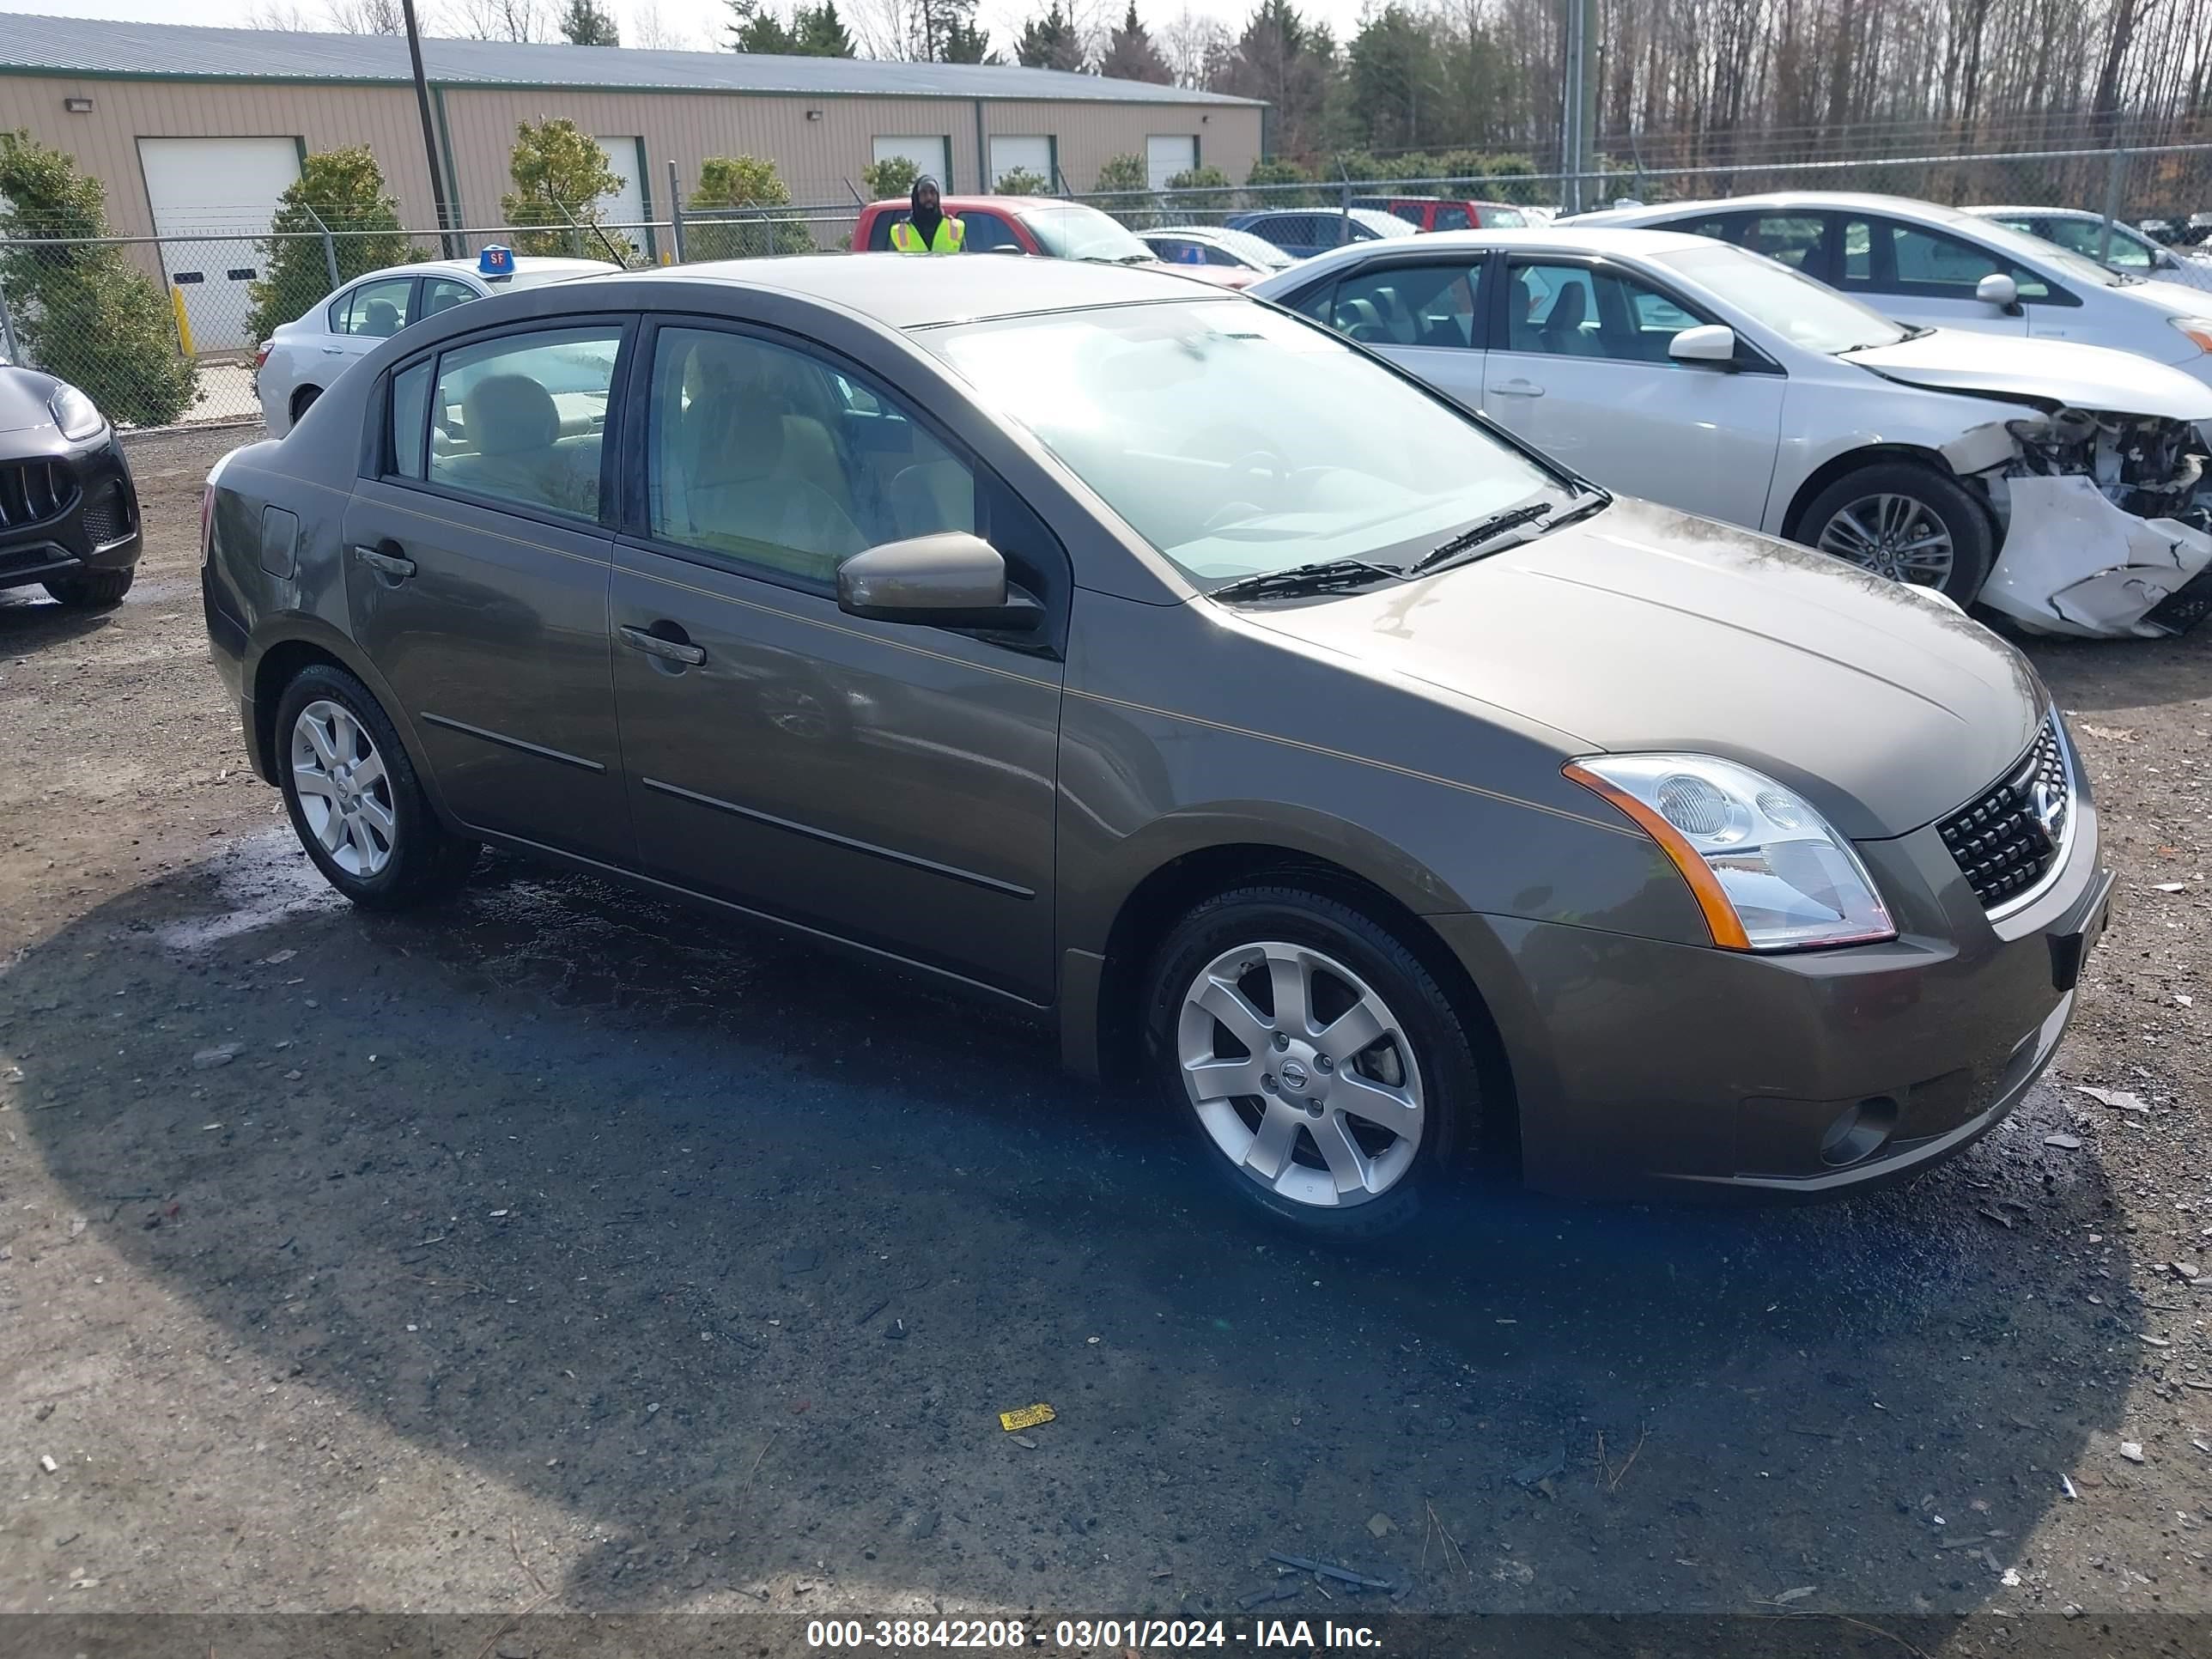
[[0, 274, 19, 368], [1338, 171, 1352, 246], [667, 161, 687, 264], [2099, 147, 2131, 265], [305, 206, 341, 291]]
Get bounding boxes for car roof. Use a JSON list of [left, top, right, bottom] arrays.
[[1577, 191, 1983, 226], [343, 254, 617, 285], [558, 252, 1229, 330], [1966, 204, 2102, 221], [1276, 225, 1724, 265]]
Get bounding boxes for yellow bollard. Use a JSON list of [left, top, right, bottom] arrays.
[[168, 285, 196, 357]]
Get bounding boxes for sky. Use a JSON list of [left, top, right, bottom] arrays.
[[0, 0, 1377, 58]]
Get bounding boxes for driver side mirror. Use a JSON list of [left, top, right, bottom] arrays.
[[837, 532, 1041, 632], [1668, 324, 1739, 368], [1976, 271, 2021, 313]]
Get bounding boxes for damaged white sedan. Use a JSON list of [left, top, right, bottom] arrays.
[[1252, 227, 2212, 638]]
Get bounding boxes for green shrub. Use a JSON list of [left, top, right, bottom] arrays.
[[993, 167, 1050, 196], [689, 156, 817, 259], [500, 118, 631, 258], [246, 147, 413, 346], [1094, 154, 1149, 194], [861, 155, 921, 202], [0, 130, 198, 427]]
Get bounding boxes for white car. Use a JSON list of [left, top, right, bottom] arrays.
[[1249, 227, 2212, 638], [1135, 225, 1297, 282], [1965, 205, 2212, 292], [1575, 192, 2212, 389], [255, 253, 616, 435]]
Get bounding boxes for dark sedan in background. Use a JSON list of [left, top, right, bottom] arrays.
[[201, 255, 2109, 1237], [0, 366, 141, 609]]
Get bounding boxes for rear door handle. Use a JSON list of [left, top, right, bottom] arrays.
[[351, 542, 416, 579], [1486, 379, 1545, 397], [321, 346, 347, 356], [620, 624, 706, 666]]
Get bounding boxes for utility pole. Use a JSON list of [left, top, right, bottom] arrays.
[[401, 0, 458, 257], [1559, 0, 1600, 214]]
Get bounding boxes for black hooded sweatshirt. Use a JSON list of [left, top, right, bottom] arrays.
[[908, 175, 945, 246]]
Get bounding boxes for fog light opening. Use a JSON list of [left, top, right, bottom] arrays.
[[1820, 1096, 1899, 1167]]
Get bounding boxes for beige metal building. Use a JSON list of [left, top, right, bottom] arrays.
[[0, 15, 1263, 348]]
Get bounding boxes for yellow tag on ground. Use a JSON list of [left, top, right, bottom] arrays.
[[999, 1403, 1056, 1432]]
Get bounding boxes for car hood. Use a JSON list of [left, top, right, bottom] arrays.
[[1232, 498, 2044, 840], [0, 367, 60, 436], [1844, 328, 2212, 420], [2124, 276, 2212, 319]]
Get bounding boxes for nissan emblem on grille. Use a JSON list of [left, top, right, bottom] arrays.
[[1937, 717, 2071, 910]]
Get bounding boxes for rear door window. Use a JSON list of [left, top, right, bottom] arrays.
[[422, 276, 479, 318], [333, 276, 416, 337], [1432, 205, 1474, 231], [425, 325, 623, 521]]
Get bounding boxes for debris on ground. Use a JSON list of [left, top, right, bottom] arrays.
[[38, 1454, 57, 1474], [2120, 1441, 2146, 1463], [1511, 1446, 1565, 1489], [1365, 1511, 1395, 1539], [2075, 1085, 2151, 1113], [2044, 1133, 2084, 1150], [1238, 1581, 1302, 1610], [191, 1042, 240, 1068], [998, 1403, 1055, 1432], [1266, 1551, 1393, 1591]]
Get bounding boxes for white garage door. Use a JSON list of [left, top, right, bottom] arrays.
[[137, 137, 301, 353], [988, 135, 1053, 191], [593, 136, 647, 262], [1146, 135, 1197, 191], [872, 135, 951, 191]]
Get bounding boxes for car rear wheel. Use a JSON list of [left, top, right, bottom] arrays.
[[43, 568, 134, 609], [274, 663, 477, 910], [1798, 462, 1994, 605], [1142, 886, 1481, 1237]]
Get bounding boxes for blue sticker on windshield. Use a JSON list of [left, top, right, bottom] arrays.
[[477, 245, 514, 276]]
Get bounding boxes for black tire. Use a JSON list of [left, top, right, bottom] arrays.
[[1795, 461, 1996, 605], [272, 662, 477, 910], [43, 567, 134, 609], [290, 385, 322, 424], [1140, 885, 1483, 1239]]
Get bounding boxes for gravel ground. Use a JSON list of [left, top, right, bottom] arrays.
[[1, 429, 2209, 1633]]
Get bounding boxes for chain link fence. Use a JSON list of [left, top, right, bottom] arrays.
[[5, 142, 2209, 434]]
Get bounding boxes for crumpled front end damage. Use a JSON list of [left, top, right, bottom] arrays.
[[1944, 410, 2212, 639]]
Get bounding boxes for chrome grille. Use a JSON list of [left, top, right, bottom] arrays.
[[1938, 715, 2073, 912], [0, 459, 76, 530]]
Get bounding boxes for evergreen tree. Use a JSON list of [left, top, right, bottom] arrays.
[[1016, 3, 1083, 71], [560, 0, 621, 46], [1099, 3, 1171, 84], [793, 1, 854, 55]]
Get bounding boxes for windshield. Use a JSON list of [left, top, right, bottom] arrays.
[[1657, 244, 1910, 353], [1209, 228, 1296, 269], [1019, 203, 1155, 264], [924, 300, 1566, 584]]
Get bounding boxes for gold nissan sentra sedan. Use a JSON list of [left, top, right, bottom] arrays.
[[202, 256, 2112, 1236]]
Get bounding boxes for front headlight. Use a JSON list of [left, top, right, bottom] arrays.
[[1565, 754, 1896, 951], [2167, 316, 2212, 355], [48, 382, 106, 442]]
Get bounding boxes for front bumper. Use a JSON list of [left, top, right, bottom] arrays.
[[0, 431, 141, 593], [1433, 800, 2112, 1200]]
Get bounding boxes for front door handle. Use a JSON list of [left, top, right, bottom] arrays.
[[1486, 378, 1545, 397], [620, 623, 706, 666], [351, 542, 416, 579]]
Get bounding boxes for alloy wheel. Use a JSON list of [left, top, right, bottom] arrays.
[[289, 699, 396, 878], [1176, 940, 1425, 1209], [1814, 493, 1956, 586]]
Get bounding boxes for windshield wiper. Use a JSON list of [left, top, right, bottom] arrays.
[[1208, 557, 1405, 602], [1406, 502, 1558, 576]]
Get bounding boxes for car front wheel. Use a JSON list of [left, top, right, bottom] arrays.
[[1798, 461, 1995, 605], [1142, 886, 1482, 1237], [274, 663, 477, 909]]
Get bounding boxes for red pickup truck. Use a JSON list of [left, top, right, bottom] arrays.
[[1351, 195, 1534, 232]]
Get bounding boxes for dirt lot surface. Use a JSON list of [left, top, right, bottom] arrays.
[[2, 429, 2209, 1639]]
